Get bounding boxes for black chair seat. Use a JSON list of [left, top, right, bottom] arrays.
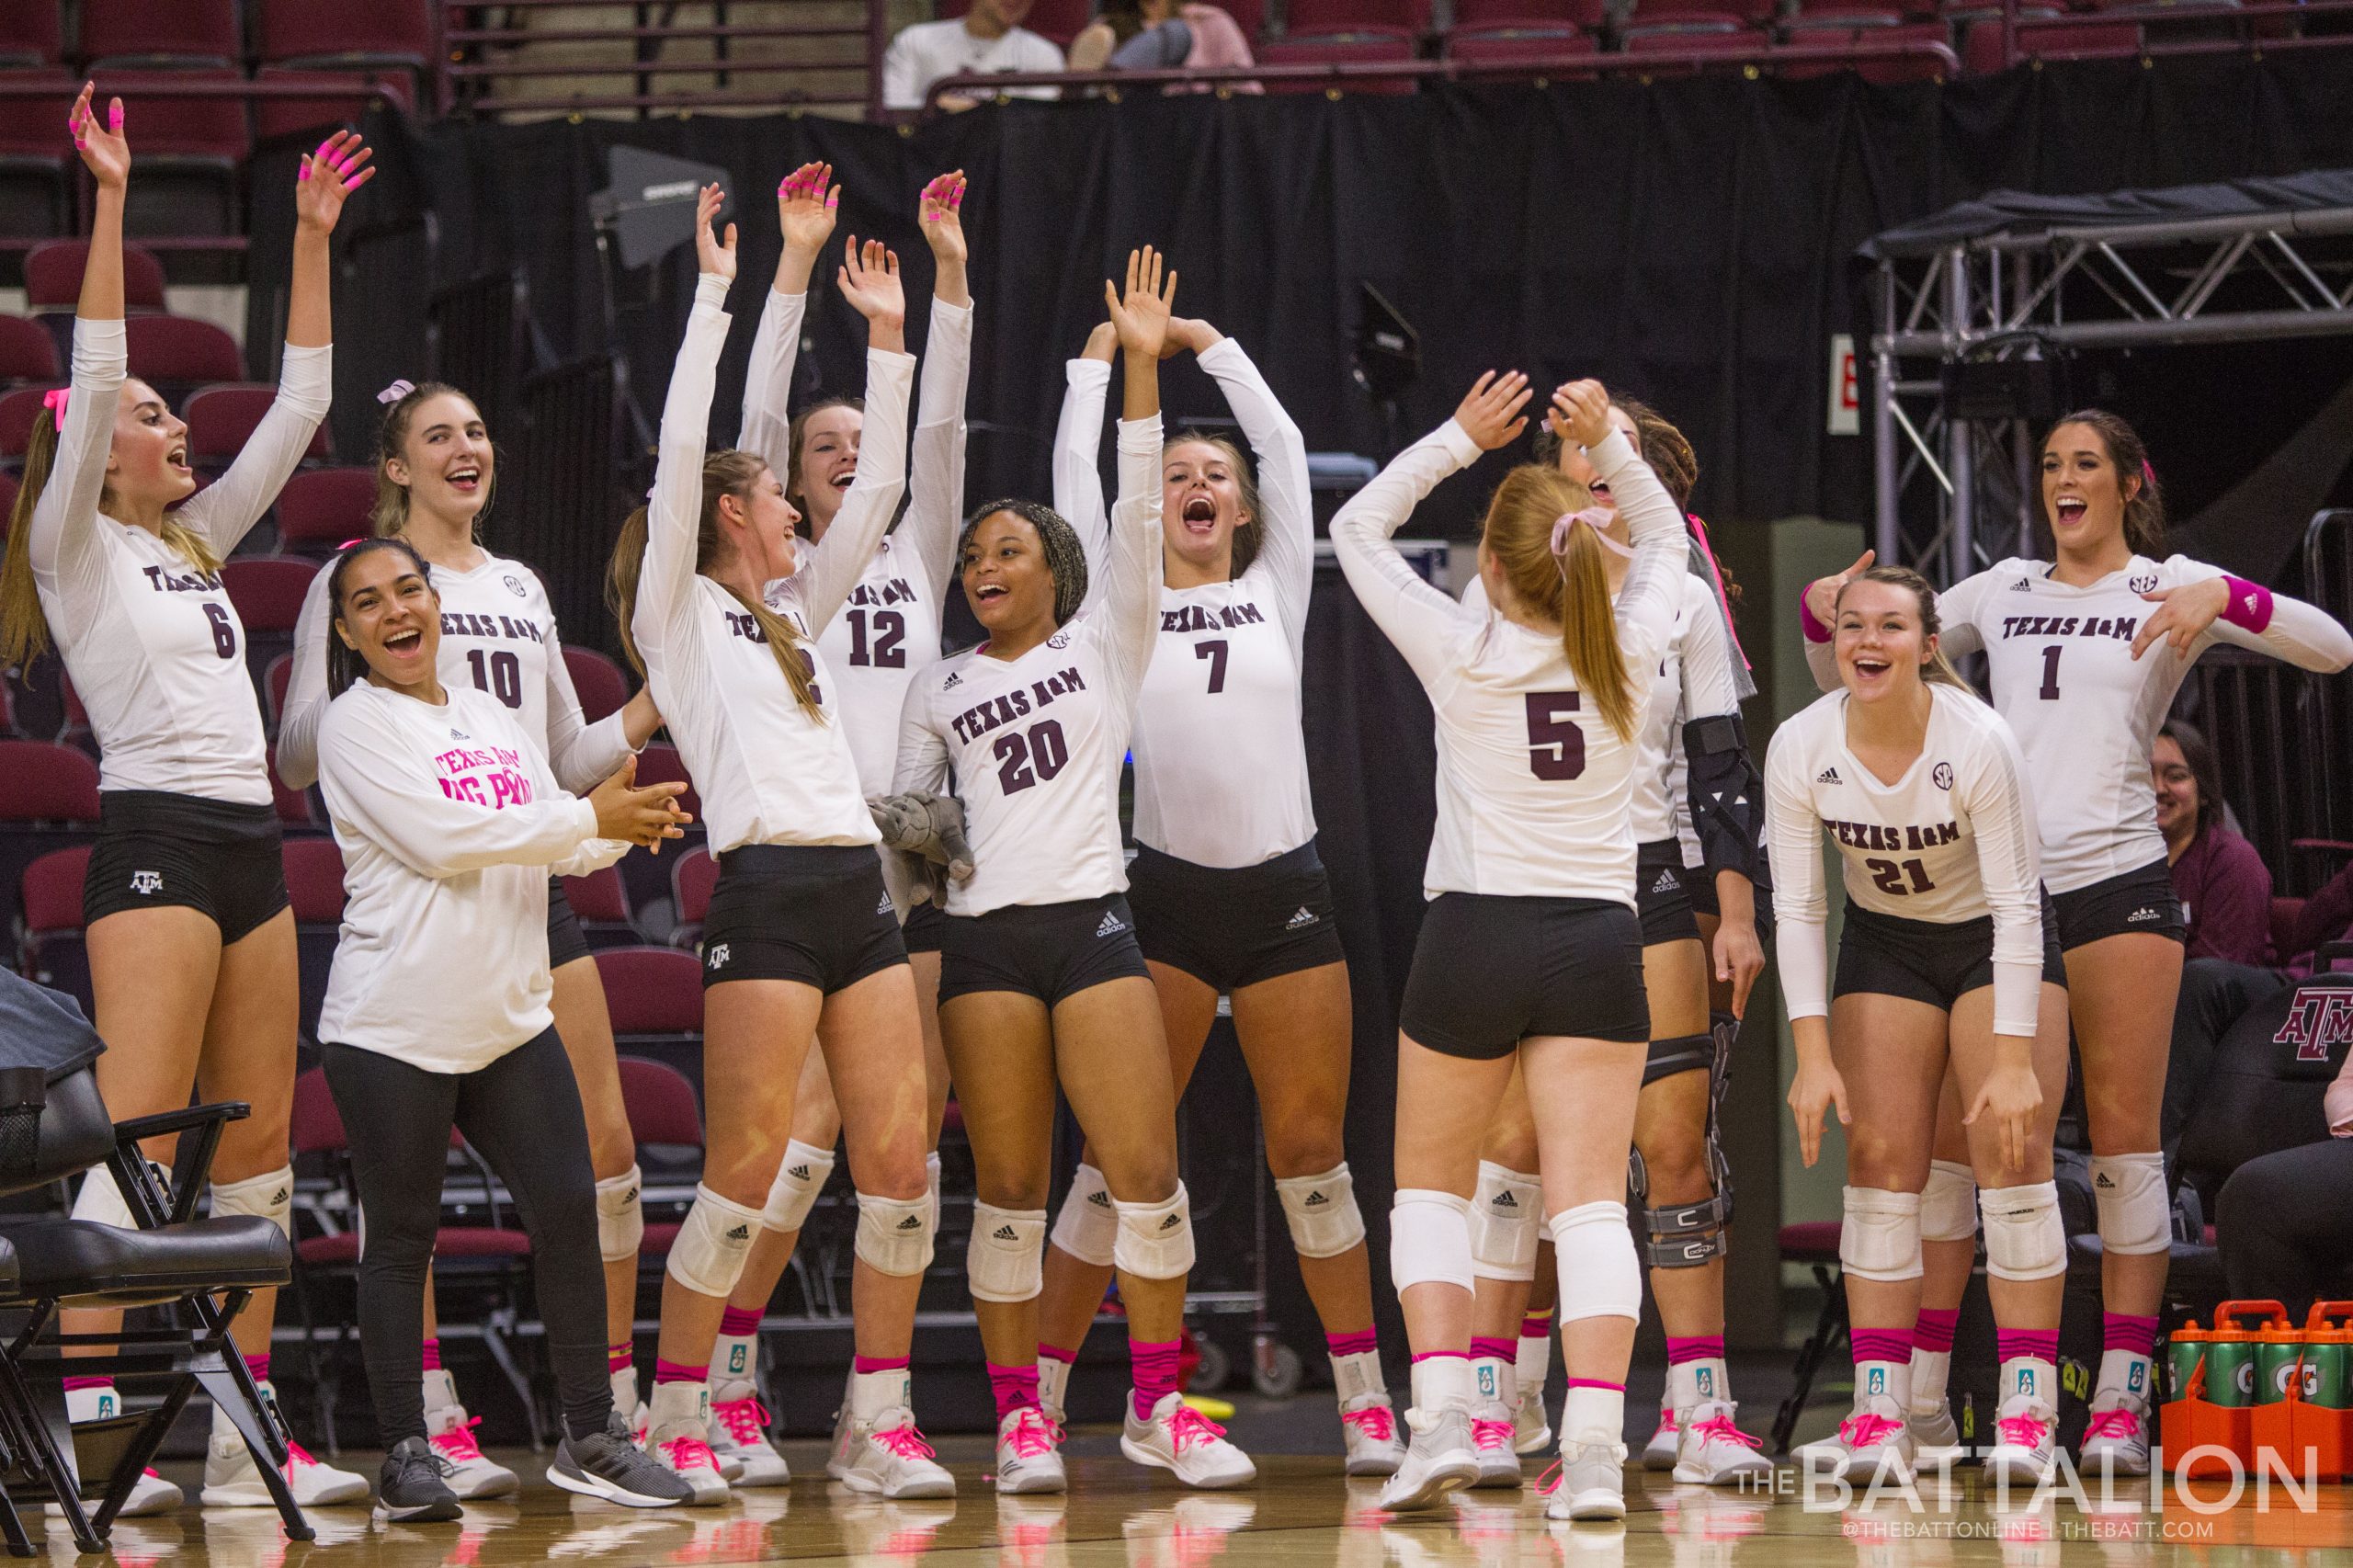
[[4, 1217, 290, 1306]]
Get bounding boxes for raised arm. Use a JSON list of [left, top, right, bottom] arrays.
[[786, 238, 914, 636], [1561, 381, 1682, 660], [908, 171, 973, 598], [1051, 324, 1117, 585], [634, 187, 736, 667], [273, 564, 337, 790], [1195, 326, 1313, 649], [739, 163, 834, 475], [1097, 247, 1173, 699], [2133, 557, 2353, 671]]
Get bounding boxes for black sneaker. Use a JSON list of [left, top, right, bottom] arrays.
[[549, 1413, 696, 1508], [374, 1435, 462, 1523]]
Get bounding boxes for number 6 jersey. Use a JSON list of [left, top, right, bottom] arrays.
[[893, 415, 1165, 916]]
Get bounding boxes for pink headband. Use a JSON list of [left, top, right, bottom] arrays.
[[376, 379, 415, 406], [1550, 506, 1633, 562], [40, 388, 67, 433]]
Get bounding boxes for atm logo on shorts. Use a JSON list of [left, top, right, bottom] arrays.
[[2273, 989, 2353, 1062], [706, 943, 732, 971], [130, 870, 162, 895]]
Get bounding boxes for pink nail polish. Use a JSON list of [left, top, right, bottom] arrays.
[[108, 104, 122, 130]]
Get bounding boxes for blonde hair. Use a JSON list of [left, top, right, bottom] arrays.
[[607, 449, 825, 722], [1165, 431, 1264, 578], [1835, 564, 1973, 692], [2, 406, 222, 669], [1482, 464, 1638, 744]]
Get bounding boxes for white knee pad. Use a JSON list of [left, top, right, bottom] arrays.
[[968, 1202, 1047, 1302], [1389, 1189, 1474, 1295], [210, 1165, 295, 1240], [1547, 1201, 1643, 1324], [1919, 1160, 1978, 1244], [1112, 1183, 1196, 1281], [1469, 1161, 1541, 1282], [2089, 1152, 2171, 1256], [1275, 1163, 1367, 1260], [855, 1189, 934, 1278], [1838, 1187, 1924, 1283], [596, 1165, 644, 1264], [72, 1165, 139, 1230], [762, 1140, 836, 1233], [665, 1184, 763, 1299], [1980, 1181, 2067, 1281], [1049, 1162, 1117, 1267]]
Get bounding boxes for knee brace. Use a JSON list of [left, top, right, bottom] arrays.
[[1389, 1188, 1475, 1294], [1838, 1187, 1924, 1283], [1628, 1136, 1733, 1271], [210, 1165, 295, 1240], [1112, 1182, 1195, 1281], [665, 1184, 763, 1299], [1645, 1032, 1715, 1085], [1275, 1162, 1366, 1259], [596, 1165, 644, 1264], [761, 1139, 836, 1233], [1469, 1162, 1541, 1282], [1980, 1181, 2066, 1281], [2088, 1152, 2171, 1256], [855, 1189, 934, 1278], [1547, 1201, 1643, 1324], [72, 1165, 139, 1230], [1049, 1162, 1117, 1267], [967, 1202, 1047, 1302], [1919, 1160, 1978, 1244]]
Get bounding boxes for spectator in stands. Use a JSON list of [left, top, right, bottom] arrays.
[[882, 0, 1067, 111], [2157, 719, 2272, 965], [1065, 0, 1258, 85], [2216, 1040, 2353, 1321]]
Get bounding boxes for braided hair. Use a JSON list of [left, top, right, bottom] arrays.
[[960, 499, 1090, 626]]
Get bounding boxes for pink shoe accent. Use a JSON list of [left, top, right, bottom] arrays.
[[874, 1424, 938, 1460], [286, 1440, 325, 1474], [2084, 1407, 2143, 1440], [1995, 1415, 2052, 1449], [1471, 1416, 1514, 1453], [1340, 1404, 1396, 1444], [1652, 1408, 1680, 1437], [429, 1417, 488, 1465], [1164, 1405, 1229, 1451], [1534, 1460, 1562, 1494], [1836, 1412, 1904, 1449], [1686, 1412, 1761, 1449], [660, 1433, 722, 1473], [1004, 1407, 1063, 1458], [712, 1396, 769, 1445]]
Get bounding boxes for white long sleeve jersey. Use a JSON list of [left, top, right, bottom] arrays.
[[34, 319, 329, 806], [1765, 683, 2045, 1036], [1332, 422, 1687, 904], [276, 552, 633, 794], [1806, 553, 2353, 893], [738, 288, 971, 796], [631, 280, 913, 855], [894, 414, 1165, 915], [315, 682, 625, 1073], [1055, 341, 1316, 867]]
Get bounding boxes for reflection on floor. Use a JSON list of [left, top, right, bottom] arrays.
[[54, 1439, 2353, 1567]]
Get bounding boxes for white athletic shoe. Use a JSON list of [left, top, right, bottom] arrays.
[[1540, 1440, 1628, 1522], [2078, 1393, 2153, 1478], [1982, 1396, 2058, 1493], [1907, 1399, 1965, 1464], [1642, 1403, 1680, 1471], [1339, 1392, 1405, 1477], [995, 1406, 1067, 1495], [1791, 1394, 1913, 1488], [1670, 1401, 1770, 1486], [1468, 1401, 1523, 1488], [44, 1466, 182, 1520], [424, 1403, 520, 1500], [200, 1429, 370, 1508], [995, 1491, 1068, 1568], [1376, 1405, 1477, 1512], [1512, 1391, 1553, 1455], [644, 1413, 731, 1506], [836, 1409, 957, 1500], [1121, 1392, 1256, 1490], [709, 1393, 790, 1487], [1123, 1494, 1257, 1568], [831, 1494, 958, 1563]]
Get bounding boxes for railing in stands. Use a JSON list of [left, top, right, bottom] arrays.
[[2189, 645, 2351, 896], [2001, 0, 2353, 67]]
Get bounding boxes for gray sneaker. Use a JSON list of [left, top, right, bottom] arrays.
[[550, 1413, 696, 1508], [373, 1436, 461, 1524], [1541, 1440, 1627, 1522], [1377, 1405, 1477, 1512]]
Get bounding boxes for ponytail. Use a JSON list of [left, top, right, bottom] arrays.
[[1554, 518, 1637, 743], [1481, 464, 1637, 744]]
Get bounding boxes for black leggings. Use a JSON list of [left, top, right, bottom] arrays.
[[320, 1028, 611, 1447], [2217, 1136, 2353, 1322]]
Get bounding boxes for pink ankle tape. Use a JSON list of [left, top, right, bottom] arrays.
[[2103, 1312, 2161, 1357], [1410, 1349, 1469, 1364], [609, 1345, 634, 1373], [988, 1361, 1040, 1418], [421, 1337, 442, 1372], [1913, 1308, 1960, 1353], [718, 1306, 763, 1337], [1326, 1327, 1380, 1358], [1039, 1343, 1077, 1366], [1666, 1335, 1725, 1366], [1563, 1378, 1625, 1392], [654, 1358, 706, 1386], [61, 1376, 111, 1393], [854, 1355, 910, 1375], [1470, 1336, 1518, 1361]]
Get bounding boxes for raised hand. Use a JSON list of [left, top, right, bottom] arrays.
[[1549, 378, 1612, 450], [1157, 316, 1221, 361], [295, 130, 374, 234], [1453, 370, 1531, 452], [1803, 548, 1876, 630], [839, 236, 905, 354], [919, 170, 966, 265], [778, 162, 837, 258], [1081, 318, 1119, 365], [68, 82, 128, 189], [1105, 245, 1176, 361], [694, 184, 737, 283], [2130, 575, 2230, 662]]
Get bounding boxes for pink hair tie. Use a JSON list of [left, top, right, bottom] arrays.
[[1550, 506, 1633, 562], [40, 387, 68, 433], [2139, 457, 2157, 489], [337, 536, 366, 551], [376, 379, 415, 406]]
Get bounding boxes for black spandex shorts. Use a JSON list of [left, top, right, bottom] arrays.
[[1126, 839, 1347, 993], [700, 845, 907, 993], [547, 875, 592, 971], [1399, 892, 1651, 1060], [902, 898, 948, 956], [2049, 858, 2186, 951], [83, 790, 289, 942], [1833, 897, 2068, 1014], [1636, 840, 1701, 949], [938, 894, 1152, 1008]]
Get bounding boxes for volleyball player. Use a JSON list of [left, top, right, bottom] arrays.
[[695, 164, 972, 1488], [0, 91, 370, 1510], [276, 380, 664, 1498], [311, 537, 694, 1520], [606, 188, 947, 1502], [1800, 418, 2353, 1472], [1773, 565, 2072, 1487], [1333, 371, 1687, 1522], [895, 248, 1255, 1494], [1035, 312, 1402, 1476]]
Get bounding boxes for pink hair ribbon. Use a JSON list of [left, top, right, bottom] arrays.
[[376, 379, 415, 405], [2140, 457, 2157, 490], [40, 388, 68, 433], [1550, 506, 1633, 562]]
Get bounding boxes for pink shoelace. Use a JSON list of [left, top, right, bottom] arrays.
[[1837, 1412, 1904, 1449], [286, 1440, 327, 1472], [661, 1433, 722, 1473], [711, 1396, 769, 1445], [1534, 1460, 1563, 1495], [1165, 1405, 1229, 1451], [429, 1416, 489, 1464], [1995, 1415, 2052, 1449], [1686, 1412, 1761, 1450], [1341, 1404, 1396, 1444], [874, 1423, 938, 1460], [1471, 1416, 1515, 1452], [1004, 1408, 1063, 1459], [2084, 1407, 2143, 1440]]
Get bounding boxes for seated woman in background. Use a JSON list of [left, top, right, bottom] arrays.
[[2217, 1044, 2353, 1320], [2156, 718, 2272, 966], [1066, 0, 1257, 83]]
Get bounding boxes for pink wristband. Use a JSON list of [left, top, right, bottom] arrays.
[[1800, 585, 1832, 643], [2220, 575, 2273, 633]]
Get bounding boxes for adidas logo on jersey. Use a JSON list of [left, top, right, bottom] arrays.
[[942, 671, 962, 689], [2010, 577, 2033, 592], [1097, 911, 1130, 937], [2126, 906, 2162, 924], [726, 1224, 751, 1241], [994, 1223, 1020, 1241], [130, 870, 162, 895], [1286, 907, 1320, 930], [897, 1214, 923, 1230], [1650, 869, 1680, 895], [1815, 767, 1842, 785], [706, 943, 731, 969]]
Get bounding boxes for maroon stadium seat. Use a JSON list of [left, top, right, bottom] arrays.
[[1255, 33, 1420, 91], [1623, 28, 1772, 63], [634, 743, 702, 826], [1445, 28, 1601, 65], [185, 383, 331, 469], [0, 316, 58, 383], [0, 385, 62, 460], [281, 835, 347, 924], [1282, 0, 1428, 36], [595, 946, 705, 1038], [0, 1, 64, 67], [0, 472, 17, 519], [672, 846, 719, 934], [77, 0, 244, 67], [124, 315, 244, 386], [1620, 0, 1772, 35], [25, 239, 169, 312], [1452, 0, 1608, 27], [266, 746, 315, 829], [256, 0, 435, 70], [264, 652, 293, 729], [222, 557, 320, 634], [274, 467, 376, 553], [250, 66, 415, 142], [563, 863, 640, 949], [1786, 0, 1917, 24], [0, 741, 99, 822], [19, 844, 88, 934], [563, 645, 629, 726], [96, 71, 250, 160], [0, 71, 75, 238], [618, 1056, 704, 1149], [1781, 18, 1954, 77]]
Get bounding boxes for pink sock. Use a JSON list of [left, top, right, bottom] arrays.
[[1563, 1378, 1625, 1392], [609, 1345, 634, 1374], [1131, 1337, 1182, 1421], [654, 1358, 706, 1386], [1850, 1328, 1915, 1367], [62, 1376, 110, 1393], [1519, 1312, 1552, 1339], [719, 1306, 762, 1337], [1470, 1336, 1518, 1361], [1665, 1335, 1724, 1366], [1913, 1308, 1960, 1353], [244, 1353, 270, 1384], [1326, 1327, 1380, 1359], [1997, 1329, 2060, 1364], [988, 1361, 1040, 1419], [854, 1355, 911, 1375], [421, 1337, 442, 1373], [1039, 1343, 1077, 1367], [2104, 1312, 2161, 1357]]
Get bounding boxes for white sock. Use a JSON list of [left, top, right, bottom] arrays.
[[1332, 1348, 1387, 1405], [1909, 1347, 1953, 1413], [1517, 1323, 1553, 1396], [2002, 1356, 2058, 1414], [1037, 1354, 1074, 1421], [2095, 1346, 2154, 1409], [1409, 1355, 1474, 1415], [422, 1367, 460, 1415], [1667, 1358, 1732, 1411], [1562, 1384, 1624, 1447], [711, 1331, 759, 1398], [1472, 1353, 1518, 1412], [850, 1364, 913, 1424]]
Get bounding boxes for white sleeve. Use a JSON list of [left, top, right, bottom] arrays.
[[907, 298, 973, 600], [1959, 710, 2047, 1038], [1587, 427, 1685, 663], [1200, 337, 1313, 653], [787, 347, 915, 637], [633, 276, 733, 670], [174, 343, 332, 557], [1328, 418, 1484, 687], [1934, 570, 1993, 662], [28, 319, 127, 607], [540, 614, 636, 793], [1764, 727, 1831, 1022], [1099, 415, 1166, 706], [2165, 557, 2353, 672], [1677, 578, 1742, 724], [319, 700, 601, 880], [891, 678, 950, 797], [1802, 609, 1841, 694], [273, 565, 337, 790], [1051, 357, 1113, 592], [739, 288, 806, 481], [881, 28, 926, 110]]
